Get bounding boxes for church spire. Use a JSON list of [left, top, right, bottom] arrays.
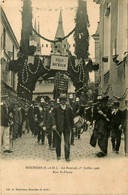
[[55, 9, 65, 39], [51, 8, 70, 55], [38, 21, 40, 34]]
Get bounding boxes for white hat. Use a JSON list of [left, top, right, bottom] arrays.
[[57, 98, 60, 103], [76, 97, 79, 102], [69, 94, 73, 99], [40, 98, 45, 103]]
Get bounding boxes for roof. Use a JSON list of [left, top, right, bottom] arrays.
[[55, 9, 65, 39]]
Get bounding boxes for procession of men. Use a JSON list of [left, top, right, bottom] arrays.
[[0, 93, 127, 161]]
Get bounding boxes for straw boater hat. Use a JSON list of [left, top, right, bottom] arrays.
[[50, 99, 55, 103], [76, 97, 80, 102], [69, 94, 73, 99], [40, 97, 45, 103], [59, 94, 67, 100]]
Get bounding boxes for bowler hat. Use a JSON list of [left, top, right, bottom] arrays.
[[113, 101, 120, 107], [100, 96, 109, 103]]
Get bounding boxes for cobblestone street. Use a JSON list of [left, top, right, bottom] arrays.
[[1, 130, 126, 161]]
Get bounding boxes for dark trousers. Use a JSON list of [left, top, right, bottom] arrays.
[[111, 132, 121, 152], [75, 127, 81, 139], [47, 130, 52, 146], [53, 131, 56, 148], [98, 133, 109, 155], [55, 130, 70, 159], [37, 127, 45, 143], [71, 129, 74, 144], [18, 124, 23, 137], [47, 130, 56, 147], [29, 119, 35, 134]]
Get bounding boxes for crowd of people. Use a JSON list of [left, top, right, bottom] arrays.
[[1, 93, 127, 161]]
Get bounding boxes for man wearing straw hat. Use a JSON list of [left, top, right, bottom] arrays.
[[52, 94, 74, 161], [0, 95, 13, 153]]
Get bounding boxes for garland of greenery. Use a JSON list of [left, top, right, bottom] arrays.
[[28, 58, 40, 74], [22, 59, 29, 84], [32, 27, 75, 43]]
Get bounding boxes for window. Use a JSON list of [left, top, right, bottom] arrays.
[[42, 44, 44, 47], [12, 45, 15, 60], [103, 3, 111, 74], [3, 28, 6, 49], [46, 44, 48, 47]]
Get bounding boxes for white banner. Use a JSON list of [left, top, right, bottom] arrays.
[[50, 55, 68, 71]]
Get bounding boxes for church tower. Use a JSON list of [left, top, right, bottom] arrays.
[[33, 18, 41, 54], [51, 9, 70, 55]]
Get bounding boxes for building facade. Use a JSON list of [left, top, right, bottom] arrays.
[[93, 0, 128, 109], [92, 22, 100, 83], [0, 6, 19, 99]]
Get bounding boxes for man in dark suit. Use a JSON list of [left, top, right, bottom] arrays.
[[110, 101, 122, 154], [90, 96, 111, 157], [52, 94, 74, 161], [43, 99, 56, 150]]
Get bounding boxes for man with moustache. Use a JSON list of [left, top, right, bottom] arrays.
[[52, 94, 74, 162]]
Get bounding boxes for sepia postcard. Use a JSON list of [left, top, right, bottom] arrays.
[[0, 0, 128, 194]]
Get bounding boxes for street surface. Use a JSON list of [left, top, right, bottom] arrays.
[[1, 130, 126, 161]]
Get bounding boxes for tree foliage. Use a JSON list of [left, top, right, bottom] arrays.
[[74, 0, 89, 59], [20, 0, 33, 56]]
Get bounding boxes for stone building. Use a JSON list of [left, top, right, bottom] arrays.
[[92, 22, 100, 83], [0, 6, 19, 99], [93, 0, 128, 109]]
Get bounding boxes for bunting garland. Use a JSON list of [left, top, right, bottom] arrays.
[[32, 6, 77, 12]]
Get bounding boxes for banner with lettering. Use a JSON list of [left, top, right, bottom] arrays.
[[50, 55, 68, 71]]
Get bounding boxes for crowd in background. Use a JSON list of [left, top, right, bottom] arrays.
[[1, 93, 127, 161]]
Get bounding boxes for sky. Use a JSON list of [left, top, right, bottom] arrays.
[[1, 0, 99, 58], [1, 0, 99, 81]]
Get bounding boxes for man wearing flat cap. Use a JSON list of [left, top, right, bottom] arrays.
[[110, 101, 122, 154], [52, 94, 74, 161]]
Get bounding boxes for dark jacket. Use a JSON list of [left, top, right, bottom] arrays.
[[94, 106, 111, 135], [110, 109, 122, 128], [110, 109, 122, 137], [44, 107, 55, 129], [84, 106, 93, 123], [53, 104, 74, 133], [1, 104, 9, 127]]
